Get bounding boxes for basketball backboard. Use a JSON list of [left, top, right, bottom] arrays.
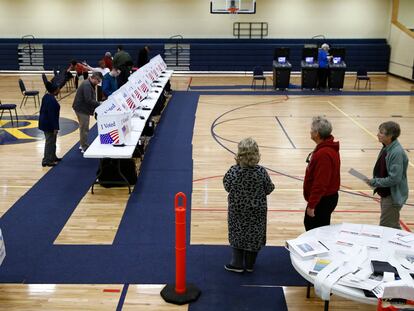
[[210, 0, 256, 14]]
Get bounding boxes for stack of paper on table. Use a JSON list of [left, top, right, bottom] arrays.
[[286, 237, 329, 258]]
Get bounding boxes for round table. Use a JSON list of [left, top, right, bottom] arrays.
[[289, 224, 414, 308]]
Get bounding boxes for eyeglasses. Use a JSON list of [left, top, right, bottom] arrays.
[[306, 152, 313, 163]]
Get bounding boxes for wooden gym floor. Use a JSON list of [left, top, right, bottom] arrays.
[[0, 73, 413, 310]]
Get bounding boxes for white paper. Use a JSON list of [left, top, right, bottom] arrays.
[[336, 232, 356, 247], [340, 223, 361, 235], [348, 168, 370, 182], [389, 233, 412, 249], [286, 237, 329, 258], [338, 273, 383, 291], [399, 234, 414, 243], [360, 225, 383, 238], [383, 272, 395, 282]]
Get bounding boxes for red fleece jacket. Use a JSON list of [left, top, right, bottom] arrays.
[[303, 136, 340, 210]]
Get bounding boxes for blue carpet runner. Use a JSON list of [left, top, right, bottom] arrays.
[[0, 91, 305, 309]]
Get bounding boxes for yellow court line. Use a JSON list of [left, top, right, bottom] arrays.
[[326, 100, 414, 168]]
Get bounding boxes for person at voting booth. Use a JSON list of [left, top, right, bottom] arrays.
[[137, 45, 150, 68], [102, 67, 120, 99], [223, 138, 275, 273], [113, 45, 133, 87], [72, 72, 103, 152], [366, 121, 409, 229], [38, 82, 61, 167], [317, 43, 331, 90], [303, 116, 340, 231]]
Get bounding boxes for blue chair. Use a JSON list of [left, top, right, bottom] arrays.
[[251, 66, 266, 89], [354, 68, 371, 90], [18, 79, 40, 108], [0, 100, 19, 126]]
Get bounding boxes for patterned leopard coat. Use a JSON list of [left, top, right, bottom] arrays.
[[223, 165, 275, 251]]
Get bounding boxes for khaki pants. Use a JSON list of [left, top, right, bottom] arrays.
[[75, 111, 90, 151], [380, 195, 402, 229]]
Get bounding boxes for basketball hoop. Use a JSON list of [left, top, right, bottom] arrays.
[[227, 7, 239, 14]]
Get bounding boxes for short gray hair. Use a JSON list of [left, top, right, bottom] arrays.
[[311, 116, 332, 139], [236, 137, 260, 167], [379, 121, 401, 141], [321, 43, 330, 51], [91, 71, 103, 80]]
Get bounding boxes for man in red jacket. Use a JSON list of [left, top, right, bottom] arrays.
[[303, 116, 341, 231]]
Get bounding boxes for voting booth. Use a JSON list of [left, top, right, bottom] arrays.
[[273, 47, 292, 90], [301, 47, 319, 89], [95, 98, 132, 145], [328, 47, 347, 90]]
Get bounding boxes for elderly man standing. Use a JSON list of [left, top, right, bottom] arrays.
[[303, 116, 341, 231], [367, 121, 409, 229], [72, 71, 103, 153]]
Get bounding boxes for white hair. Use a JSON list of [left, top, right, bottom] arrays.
[[321, 43, 330, 50]]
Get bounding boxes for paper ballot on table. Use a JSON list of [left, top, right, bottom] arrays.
[[0, 228, 5, 266], [348, 168, 370, 182], [286, 237, 329, 258]]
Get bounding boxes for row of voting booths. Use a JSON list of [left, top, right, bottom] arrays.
[[85, 55, 171, 192], [272, 46, 347, 90], [95, 55, 167, 146]]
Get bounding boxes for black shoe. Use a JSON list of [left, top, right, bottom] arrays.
[[224, 264, 244, 273], [42, 162, 57, 167], [246, 268, 254, 273]]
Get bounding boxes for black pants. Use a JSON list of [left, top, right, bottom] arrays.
[[317, 68, 329, 89], [230, 247, 258, 270], [304, 192, 338, 231], [42, 131, 57, 165], [117, 66, 131, 87]]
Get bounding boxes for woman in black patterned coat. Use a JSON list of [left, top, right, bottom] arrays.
[[223, 137, 275, 273]]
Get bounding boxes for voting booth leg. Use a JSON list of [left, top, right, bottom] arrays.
[[161, 192, 201, 305]]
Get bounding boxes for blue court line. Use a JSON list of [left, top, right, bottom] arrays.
[[275, 116, 296, 149], [116, 284, 129, 311], [193, 90, 414, 96]]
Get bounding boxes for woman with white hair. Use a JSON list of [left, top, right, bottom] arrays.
[[317, 43, 331, 90], [303, 116, 341, 231], [223, 137, 275, 273]]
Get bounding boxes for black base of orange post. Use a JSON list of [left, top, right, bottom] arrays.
[[160, 283, 201, 305]]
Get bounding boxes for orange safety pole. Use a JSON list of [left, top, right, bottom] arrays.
[[160, 192, 200, 304], [174, 192, 186, 294]]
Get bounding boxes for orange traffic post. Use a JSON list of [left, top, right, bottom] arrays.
[[160, 192, 201, 305], [175, 192, 186, 294]]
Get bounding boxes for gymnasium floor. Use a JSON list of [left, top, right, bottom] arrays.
[[0, 73, 413, 310]]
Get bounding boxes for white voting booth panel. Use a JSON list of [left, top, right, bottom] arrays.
[[97, 111, 131, 145], [0, 228, 5, 266], [114, 85, 138, 111], [95, 97, 132, 145]]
